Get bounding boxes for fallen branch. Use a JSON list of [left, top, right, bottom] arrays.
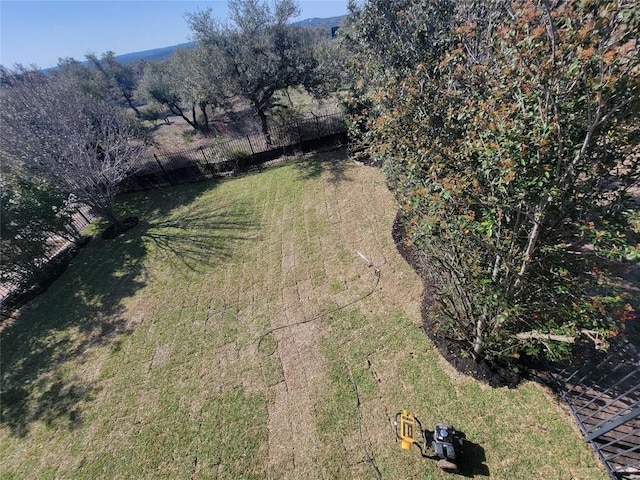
[[516, 329, 602, 344]]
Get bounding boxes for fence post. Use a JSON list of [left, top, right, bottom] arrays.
[[199, 146, 214, 177], [199, 146, 210, 165], [246, 135, 255, 155], [296, 120, 303, 144], [154, 154, 175, 186]]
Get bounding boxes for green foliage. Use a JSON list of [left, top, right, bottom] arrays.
[[347, 0, 639, 365], [86, 51, 140, 116], [139, 104, 166, 125], [137, 46, 225, 134], [0, 176, 75, 284], [340, 0, 455, 155], [187, 0, 325, 143], [180, 129, 197, 142]]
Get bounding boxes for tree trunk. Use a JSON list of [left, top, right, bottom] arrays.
[[199, 103, 211, 135], [256, 107, 272, 146], [124, 93, 140, 117], [510, 204, 545, 296], [191, 104, 199, 131], [101, 204, 120, 227], [473, 315, 486, 359], [166, 102, 199, 131]]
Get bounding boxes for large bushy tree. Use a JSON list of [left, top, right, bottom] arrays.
[[86, 51, 141, 116], [0, 66, 148, 227], [340, 0, 455, 153], [138, 45, 228, 134], [187, 0, 324, 144], [347, 0, 639, 365]]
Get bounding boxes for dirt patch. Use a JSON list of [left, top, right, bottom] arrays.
[[265, 315, 325, 477], [391, 213, 521, 388]]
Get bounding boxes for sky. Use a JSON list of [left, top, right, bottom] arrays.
[[0, 0, 350, 69]]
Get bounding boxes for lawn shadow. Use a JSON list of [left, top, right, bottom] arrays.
[[0, 180, 257, 437], [0, 233, 146, 437], [456, 431, 490, 478], [142, 201, 258, 271], [295, 149, 352, 185]]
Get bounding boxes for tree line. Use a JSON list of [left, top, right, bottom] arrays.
[[1, 0, 337, 290], [1, 0, 638, 370]]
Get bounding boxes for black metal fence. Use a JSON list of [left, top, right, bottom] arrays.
[[121, 111, 346, 192], [0, 111, 346, 316], [548, 339, 640, 479]]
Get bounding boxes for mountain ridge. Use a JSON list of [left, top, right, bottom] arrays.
[[42, 14, 346, 71], [101, 14, 346, 66]]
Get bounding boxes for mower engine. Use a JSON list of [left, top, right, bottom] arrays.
[[394, 410, 464, 473], [431, 423, 463, 472]]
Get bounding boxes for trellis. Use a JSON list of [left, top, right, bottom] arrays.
[[549, 339, 640, 479]]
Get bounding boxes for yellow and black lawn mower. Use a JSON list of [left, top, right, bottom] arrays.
[[394, 410, 464, 473]]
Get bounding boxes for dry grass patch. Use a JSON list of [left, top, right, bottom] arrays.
[[144, 90, 338, 152]]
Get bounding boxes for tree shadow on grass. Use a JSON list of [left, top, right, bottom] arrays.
[[0, 180, 258, 437], [142, 202, 258, 271], [294, 149, 352, 185], [0, 234, 146, 437]]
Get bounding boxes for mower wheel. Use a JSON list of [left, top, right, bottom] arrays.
[[436, 459, 458, 472]]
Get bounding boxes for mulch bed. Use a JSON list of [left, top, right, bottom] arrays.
[[391, 213, 522, 388]]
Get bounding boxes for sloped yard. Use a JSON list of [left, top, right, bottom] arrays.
[[0, 150, 607, 479]]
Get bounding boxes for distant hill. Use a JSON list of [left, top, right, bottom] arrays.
[[114, 42, 196, 64], [46, 15, 346, 72], [292, 15, 346, 29]]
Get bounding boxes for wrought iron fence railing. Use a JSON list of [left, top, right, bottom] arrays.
[[122, 111, 346, 192], [1, 110, 347, 315], [547, 339, 640, 479]]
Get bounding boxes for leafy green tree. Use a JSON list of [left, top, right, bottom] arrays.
[[138, 46, 227, 134], [0, 176, 76, 286], [55, 57, 106, 97], [312, 33, 345, 95], [138, 60, 185, 125], [86, 51, 141, 116], [187, 0, 324, 144], [173, 45, 230, 134], [348, 0, 639, 364], [340, 0, 455, 153], [0, 66, 148, 228]]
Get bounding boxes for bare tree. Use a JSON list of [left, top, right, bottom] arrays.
[[0, 65, 148, 227]]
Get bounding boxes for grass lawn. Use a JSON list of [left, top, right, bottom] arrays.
[[0, 150, 606, 479]]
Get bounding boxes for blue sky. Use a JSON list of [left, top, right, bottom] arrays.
[[0, 0, 349, 68]]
